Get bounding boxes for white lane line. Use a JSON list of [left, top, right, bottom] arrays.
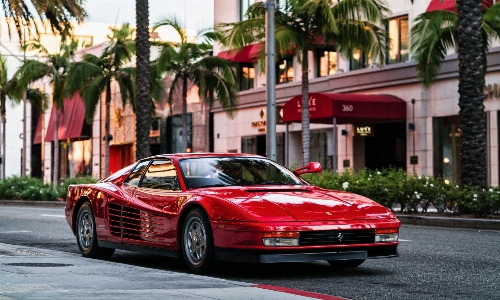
[[40, 214, 66, 218], [399, 239, 412, 242], [0, 230, 31, 233]]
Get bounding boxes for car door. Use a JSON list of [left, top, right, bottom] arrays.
[[106, 159, 150, 243], [133, 159, 183, 247]]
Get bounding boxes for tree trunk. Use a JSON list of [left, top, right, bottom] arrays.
[[135, 0, 151, 160], [53, 108, 60, 186], [181, 76, 188, 152], [104, 83, 111, 178], [301, 50, 310, 166], [1, 95, 5, 180], [456, 0, 487, 188]]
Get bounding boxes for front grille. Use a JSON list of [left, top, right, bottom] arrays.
[[300, 229, 375, 246]]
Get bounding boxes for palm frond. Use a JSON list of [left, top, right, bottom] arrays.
[[410, 10, 458, 86], [153, 16, 187, 43], [82, 75, 106, 123]]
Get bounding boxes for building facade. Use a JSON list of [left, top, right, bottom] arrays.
[[212, 0, 500, 186]]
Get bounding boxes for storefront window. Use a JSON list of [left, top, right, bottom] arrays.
[[241, 134, 284, 165], [316, 50, 337, 77], [433, 116, 461, 184], [310, 130, 329, 170], [350, 50, 370, 70], [166, 114, 192, 153], [276, 57, 294, 84], [67, 140, 92, 178], [238, 63, 255, 91], [387, 16, 409, 64]]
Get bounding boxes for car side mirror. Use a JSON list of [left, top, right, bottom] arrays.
[[293, 162, 322, 175]]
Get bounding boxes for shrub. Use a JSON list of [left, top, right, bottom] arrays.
[[0, 176, 99, 201], [303, 168, 500, 217]]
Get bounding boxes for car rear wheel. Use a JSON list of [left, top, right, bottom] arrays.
[[182, 208, 215, 274], [327, 259, 365, 268], [76, 202, 115, 259]]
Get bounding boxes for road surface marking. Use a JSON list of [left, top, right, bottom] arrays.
[[40, 214, 66, 218]]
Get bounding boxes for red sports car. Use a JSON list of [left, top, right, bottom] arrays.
[[65, 153, 399, 274]]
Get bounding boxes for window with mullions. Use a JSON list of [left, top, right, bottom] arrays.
[[238, 63, 255, 91], [316, 50, 337, 77], [387, 16, 409, 64], [276, 56, 294, 84], [350, 50, 370, 71], [240, 0, 254, 20]]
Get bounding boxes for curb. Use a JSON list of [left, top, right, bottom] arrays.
[[1, 200, 499, 231], [0, 200, 66, 208], [396, 214, 500, 231]]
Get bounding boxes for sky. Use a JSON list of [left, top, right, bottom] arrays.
[[85, 0, 214, 32]]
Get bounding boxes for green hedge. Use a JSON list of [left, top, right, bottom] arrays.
[[2, 171, 500, 217], [302, 169, 500, 217], [0, 176, 98, 201]]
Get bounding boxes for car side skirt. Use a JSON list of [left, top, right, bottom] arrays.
[[99, 241, 179, 258], [215, 246, 398, 263]]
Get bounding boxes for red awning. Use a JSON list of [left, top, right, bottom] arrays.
[[44, 93, 87, 143], [426, 0, 493, 12], [217, 43, 264, 63], [282, 93, 406, 124]]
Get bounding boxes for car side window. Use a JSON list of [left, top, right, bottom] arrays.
[[124, 160, 151, 187], [140, 159, 180, 191]]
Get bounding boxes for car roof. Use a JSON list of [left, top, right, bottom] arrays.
[[145, 153, 266, 160]]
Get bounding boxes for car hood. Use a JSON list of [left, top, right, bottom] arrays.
[[201, 186, 395, 222]]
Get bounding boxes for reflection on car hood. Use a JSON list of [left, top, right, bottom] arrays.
[[201, 186, 394, 222]]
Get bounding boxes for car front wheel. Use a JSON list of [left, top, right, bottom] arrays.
[[181, 208, 215, 274], [76, 202, 115, 259], [327, 259, 365, 268]]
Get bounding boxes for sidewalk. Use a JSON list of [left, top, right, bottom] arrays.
[[0, 242, 345, 300], [1, 200, 499, 231]]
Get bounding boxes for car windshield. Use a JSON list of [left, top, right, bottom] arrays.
[[179, 157, 303, 189]]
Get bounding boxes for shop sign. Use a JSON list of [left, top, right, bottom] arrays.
[[296, 95, 317, 112], [484, 83, 500, 99], [252, 120, 266, 127], [354, 126, 374, 137]]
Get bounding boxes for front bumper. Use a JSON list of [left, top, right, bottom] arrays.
[[215, 245, 398, 263]]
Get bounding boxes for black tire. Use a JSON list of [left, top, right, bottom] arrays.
[[327, 259, 365, 268], [181, 208, 216, 274], [76, 202, 115, 259]]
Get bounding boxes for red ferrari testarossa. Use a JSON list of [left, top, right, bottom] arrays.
[[65, 153, 399, 274]]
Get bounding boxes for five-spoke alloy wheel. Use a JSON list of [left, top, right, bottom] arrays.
[[182, 209, 215, 274], [76, 202, 114, 259]]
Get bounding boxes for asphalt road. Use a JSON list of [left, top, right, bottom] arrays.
[[0, 206, 499, 300]]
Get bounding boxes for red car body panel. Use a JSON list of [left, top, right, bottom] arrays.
[[66, 153, 400, 263]]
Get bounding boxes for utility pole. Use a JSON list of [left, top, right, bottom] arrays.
[[264, 0, 277, 162]]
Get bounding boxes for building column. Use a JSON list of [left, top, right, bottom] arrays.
[[488, 111, 498, 186]]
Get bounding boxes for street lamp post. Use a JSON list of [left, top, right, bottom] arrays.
[[264, 0, 277, 162]]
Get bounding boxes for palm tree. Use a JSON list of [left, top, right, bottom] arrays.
[[135, 0, 151, 160], [410, 1, 499, 188], [15, 38, 79, 186], [152, 17, 239, 153], [66, 24, 136, 178], [218, 0, 390, 165], [3, 0, 86, 40]]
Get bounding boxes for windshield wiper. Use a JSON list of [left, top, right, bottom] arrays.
[[192, 184, 228, 188], [257, 181, 294, 185]]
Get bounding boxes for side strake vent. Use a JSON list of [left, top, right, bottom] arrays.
[[108, 203, 166, 241]]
